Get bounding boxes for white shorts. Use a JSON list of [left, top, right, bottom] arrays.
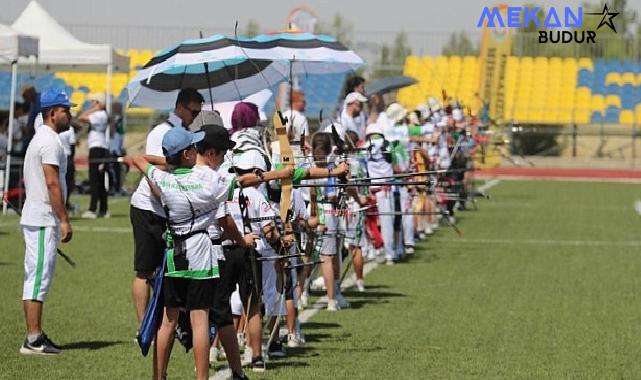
[[260, 248, 286, 317], [22, 225, 59, 302], [319, 214, 338, 256], [230, 286, 243, 316]]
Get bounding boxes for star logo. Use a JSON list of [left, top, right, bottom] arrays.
[[586, 4, 619, 33]]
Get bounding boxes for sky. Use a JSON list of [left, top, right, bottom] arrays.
[[3, 0, 641, 54]]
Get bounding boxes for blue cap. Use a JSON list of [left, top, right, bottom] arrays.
[[162, 127, 205, 157], [40, 88, 76, 109]]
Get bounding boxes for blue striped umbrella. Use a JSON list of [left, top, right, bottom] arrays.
[[127, 32, 364, 109]]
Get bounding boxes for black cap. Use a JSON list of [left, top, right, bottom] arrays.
[[198, 124, 236, 151]]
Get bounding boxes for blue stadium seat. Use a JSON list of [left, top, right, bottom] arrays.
[[591, 111, 604, 123], [604, 106, 620, 123]]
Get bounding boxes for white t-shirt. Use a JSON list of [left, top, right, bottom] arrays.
[[284, 109, 308, 139], [218, 186, 275, 252], [20, 125, 67, 227], [145, 164, 230, 279], [58, 128, 76, 156], [11, 116, 25, 152], [365, 136, 393, 184], [87, 110, 109, 149], [130, 113, 182, 216], [340, 108, 365, 141]]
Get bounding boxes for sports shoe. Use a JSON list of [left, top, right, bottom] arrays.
[[267, 340, 286, 358], [386, 258, 395, 266], [287, 333, 305, 348], [425, 224, 433, 235], [299, 292, 309, 310], [81, 210, 97, 219], [418, 232, 427, 240], [237, 333, 246, 352], [405, 246, 415, 255], [209, 346, 223, 363], [448, 216, 456, 225], [19, 333, 62, 355], [241, 346, 253, 366], [355, 279, 365, 292], [232, 371, 250, 380], [327, 299, 339, 311], [310, 276, 326, 291], [99, 211, 111, 219], [336, 293, 350, 309], [250, 355, 265, 372]]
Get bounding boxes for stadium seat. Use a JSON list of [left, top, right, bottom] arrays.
[[619, 110, 634, 125]]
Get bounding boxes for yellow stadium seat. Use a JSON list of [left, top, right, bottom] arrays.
[[620, 110, 634, 125], [591, 95, 605, 113], [575, 110, 590, 124], [622, 72, 636, 85], [578, 58, 593, 71], [604, 94, 621, 108], [605, 72, 623, 86]]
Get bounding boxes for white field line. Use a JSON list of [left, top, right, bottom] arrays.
[[212, 178, 503, 379], [0, 223, 131, 234], [442, 237, 641, 247], [477, 178, 501, 193]]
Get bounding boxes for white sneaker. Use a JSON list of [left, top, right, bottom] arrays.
[[405, 246, 415, 255], [99, 211, 111, 218], [241, 346, 253, 366], [386, 259, 395, 266], [327, 299, 339, 311], [237, 333, 246, 352], [299, 292, 309, 310], [425, 224, 433, 235], [355, 279, 365, 292], [418, 232, 427, 240], [287, 333, 305, 348], [635, 201, 641, 216], [310, 277, 326, 291], [209, 346, 222, 363], [448, 216, 456, 224], [81, 211, 97, 219]]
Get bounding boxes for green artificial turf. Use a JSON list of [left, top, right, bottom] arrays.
[[2, 180, 641, 379]]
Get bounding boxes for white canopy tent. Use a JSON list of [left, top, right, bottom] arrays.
[[3, 0, 130, 214], [10, 1, 129, 73], [0, 23, 38, 215]]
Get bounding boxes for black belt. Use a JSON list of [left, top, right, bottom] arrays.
[[210, 238, 222, 245]]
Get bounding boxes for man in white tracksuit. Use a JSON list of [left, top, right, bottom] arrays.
[[19, 89, 75, 355]]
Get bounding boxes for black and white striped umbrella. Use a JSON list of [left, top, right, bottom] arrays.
[[127, 32, 364, 109]]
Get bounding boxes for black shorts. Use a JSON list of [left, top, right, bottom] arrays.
[[211, 257, 234, 327], [164, 276, 216, 310], [130, 206, 166, 273], [224, 245, 262, 310]]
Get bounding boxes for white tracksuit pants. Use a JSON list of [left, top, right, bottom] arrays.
[[375, 189, 395, 261], [400, 186, 415, 248]]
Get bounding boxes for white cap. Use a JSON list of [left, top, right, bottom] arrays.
[[322, 122, 346, 140], [452, 108, 463, 122], [416, 103, 431, 120], [365, 123, 384, 136], [344, 91, 367, 105], [88, 92, 106, 104], [386, 103, 407, 123], [233, 150, 267, 171]]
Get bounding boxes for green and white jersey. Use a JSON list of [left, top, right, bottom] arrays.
[[145, 164, 235, 279]]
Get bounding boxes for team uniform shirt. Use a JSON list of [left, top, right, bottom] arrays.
[[58, 128, 76, 156], [145, 164, 231, 279], [438, 133, 451, 169], [365, 136, 393, 185], [130, 113, 183, 216], [218, 186, 275, 252], [20, 125, 67, 227], [87, 110, 109, 149]]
